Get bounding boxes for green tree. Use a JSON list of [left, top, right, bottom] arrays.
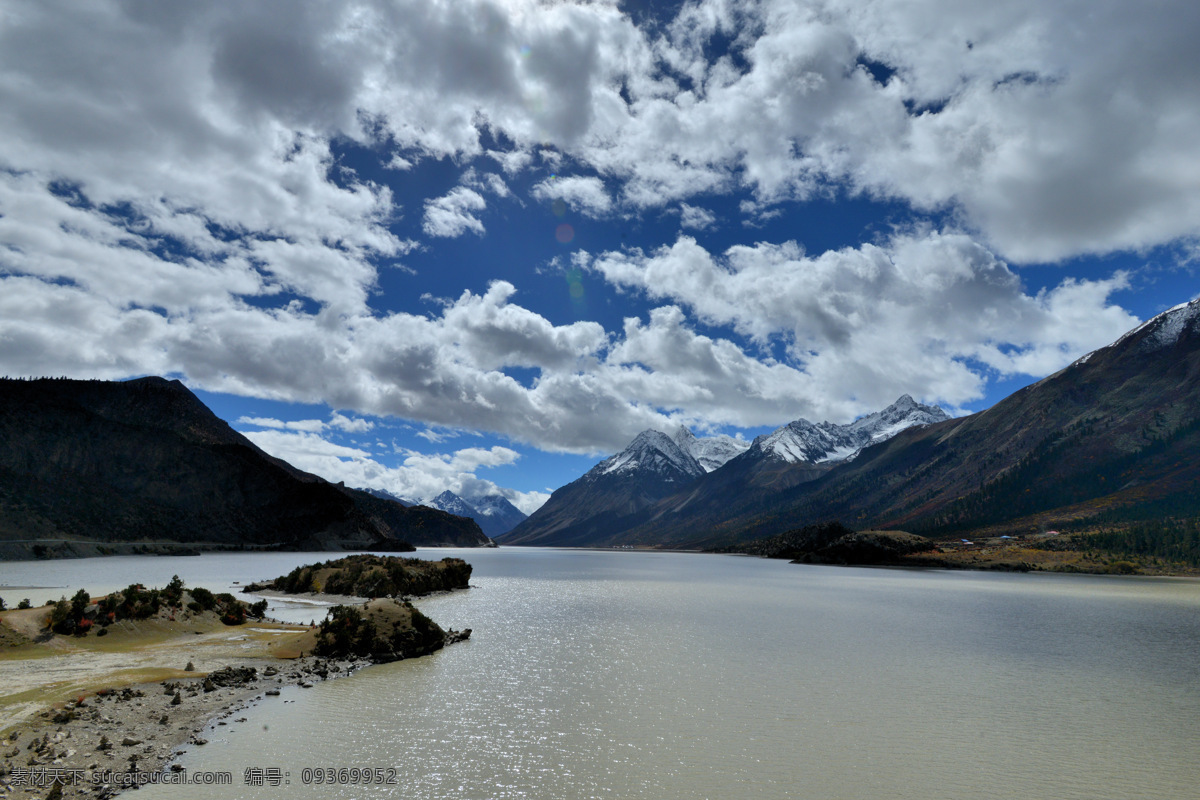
[[49, 597, 74, 634], [163, 575, 185, 606], [189, 586, 216, 611], [70, 589, 90, 620]]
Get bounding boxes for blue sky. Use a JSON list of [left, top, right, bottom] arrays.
[[1, 0, 1197, 511]]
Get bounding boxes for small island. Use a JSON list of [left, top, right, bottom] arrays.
[[0, 556, 472, 798]]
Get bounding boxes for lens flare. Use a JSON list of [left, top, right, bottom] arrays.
[[555, 223, 575, 243], [565, 268, 587, 315]]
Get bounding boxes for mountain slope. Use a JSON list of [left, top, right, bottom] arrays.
[[425, 490, 526, 537], [670, 426, 750, 471], [0, 377, 491, 558], [357, 487, 414, 506], [500, 430, 704, 546], [428, 490, 480, 520], [465, 494, 528, 537], [612, 396, 951, 547], [506, 299, 1200, 551], [677, 298, 1200, 547]]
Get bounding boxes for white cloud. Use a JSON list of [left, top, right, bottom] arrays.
[[236, 412, 374, 434], [241, 427, 547, 513], [3, 0, 1198, 278], [463, 168, 513, 199], [329, 412, 375, 433], [679, 203, 717, 230], [588, 232, 1139, 411], [530, 175, 613, 217], [236, 416, 326, 433], [422, 187, 488, 238], [242, 429, 372, 462], [0, 0, 1184, 458]]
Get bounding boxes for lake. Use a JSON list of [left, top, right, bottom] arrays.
[[4, 548, 1199, 799]]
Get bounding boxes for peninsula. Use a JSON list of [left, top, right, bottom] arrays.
[[0, 557, 472, 798]]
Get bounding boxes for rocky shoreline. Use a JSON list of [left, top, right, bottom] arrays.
[[0, 654, 377, 799]]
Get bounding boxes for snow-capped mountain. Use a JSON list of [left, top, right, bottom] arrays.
[[502, 429, 708, 546], [671, 426, 751, 472], [505, 400, 949, 547], [589, 430, 705, 483], [466, 494, 528, 535], [747, 395, 950, 465], [428, 490, 478, 518], [426, 490, 527, 537]]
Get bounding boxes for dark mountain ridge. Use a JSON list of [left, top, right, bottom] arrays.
[[0, 376, 491, 559]]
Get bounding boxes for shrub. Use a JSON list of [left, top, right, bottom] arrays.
[[49, 598, 74, 635], [117, 584, 162, 619], [97, 595, 119, 625], [188, 587, 216, 611], [215, 593, 246, 625], [18, 598, 31, 610]]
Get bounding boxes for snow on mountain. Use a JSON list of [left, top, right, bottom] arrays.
[[590, 430, 705, 482], [671, 426, 751, 472], [465, 493, 528, 535], [428, 490, 479, 518], [1145, 298, 1200, 350], [749, 396, 950, 465], [1072, 298, 1200, 369], [426, 490, 527, 536]]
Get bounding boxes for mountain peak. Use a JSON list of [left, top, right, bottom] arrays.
[[456, 493, 528, 537], [671, 425, 697, 447], [751, 397, 950, 465], [428, 490, 479, 520], [591, 430, 704, 481], [671, 425, 750, 472]]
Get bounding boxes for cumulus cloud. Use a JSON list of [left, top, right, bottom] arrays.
[[236, 412, 374, 434], [4, 0, 1198, 272], [588, 232, 1139, 411], [462, 168, 513, 199], [530, 175, 613, 217], [679, 204, 717, 230], [239, 427, 547, 513], [423, 187, 488, 238], [0, 0, 1185, 459]]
